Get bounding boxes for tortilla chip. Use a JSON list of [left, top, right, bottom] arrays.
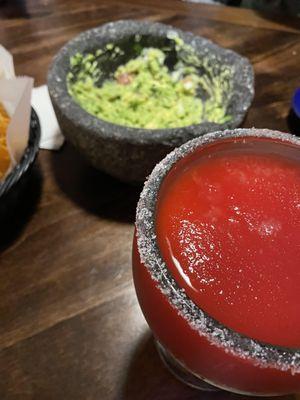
[[0, 103, 10, 179]]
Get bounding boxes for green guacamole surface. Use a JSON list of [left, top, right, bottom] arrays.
[[67, 43, 232, 129]]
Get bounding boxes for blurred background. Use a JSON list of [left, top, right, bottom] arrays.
[[1, 0, 300, 17], [185, 0, 300, 16]]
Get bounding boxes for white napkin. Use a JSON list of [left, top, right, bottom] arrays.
[[0, 45, 15, 79], [0, 44, 33, 169], [31, 85, 64, 150], [0, 77, 33, 164]]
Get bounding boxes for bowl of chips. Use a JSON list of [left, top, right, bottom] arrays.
[[0, 103, 40, 199]]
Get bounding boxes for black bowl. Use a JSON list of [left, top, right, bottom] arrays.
[[48, 20, 254, 183], [0, 108, 40, 200]]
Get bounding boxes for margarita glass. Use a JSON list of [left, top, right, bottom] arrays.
[[132, 129, 300, 396]]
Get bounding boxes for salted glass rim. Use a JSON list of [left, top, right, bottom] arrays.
[[135, 128, 300, 374]]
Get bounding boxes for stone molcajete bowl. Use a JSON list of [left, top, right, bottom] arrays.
[[47, 20, 254, 183]]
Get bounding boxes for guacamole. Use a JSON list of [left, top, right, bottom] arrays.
[[67, 40, 232, 129]]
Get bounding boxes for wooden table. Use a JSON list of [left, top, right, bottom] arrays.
[[0, 1, 300, 399]]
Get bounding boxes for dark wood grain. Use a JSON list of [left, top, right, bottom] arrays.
[[0, 1, 300, 399]]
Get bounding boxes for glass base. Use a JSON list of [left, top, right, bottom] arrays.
[[155, 341, 219, 392], [155, 341, 292, 396]]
